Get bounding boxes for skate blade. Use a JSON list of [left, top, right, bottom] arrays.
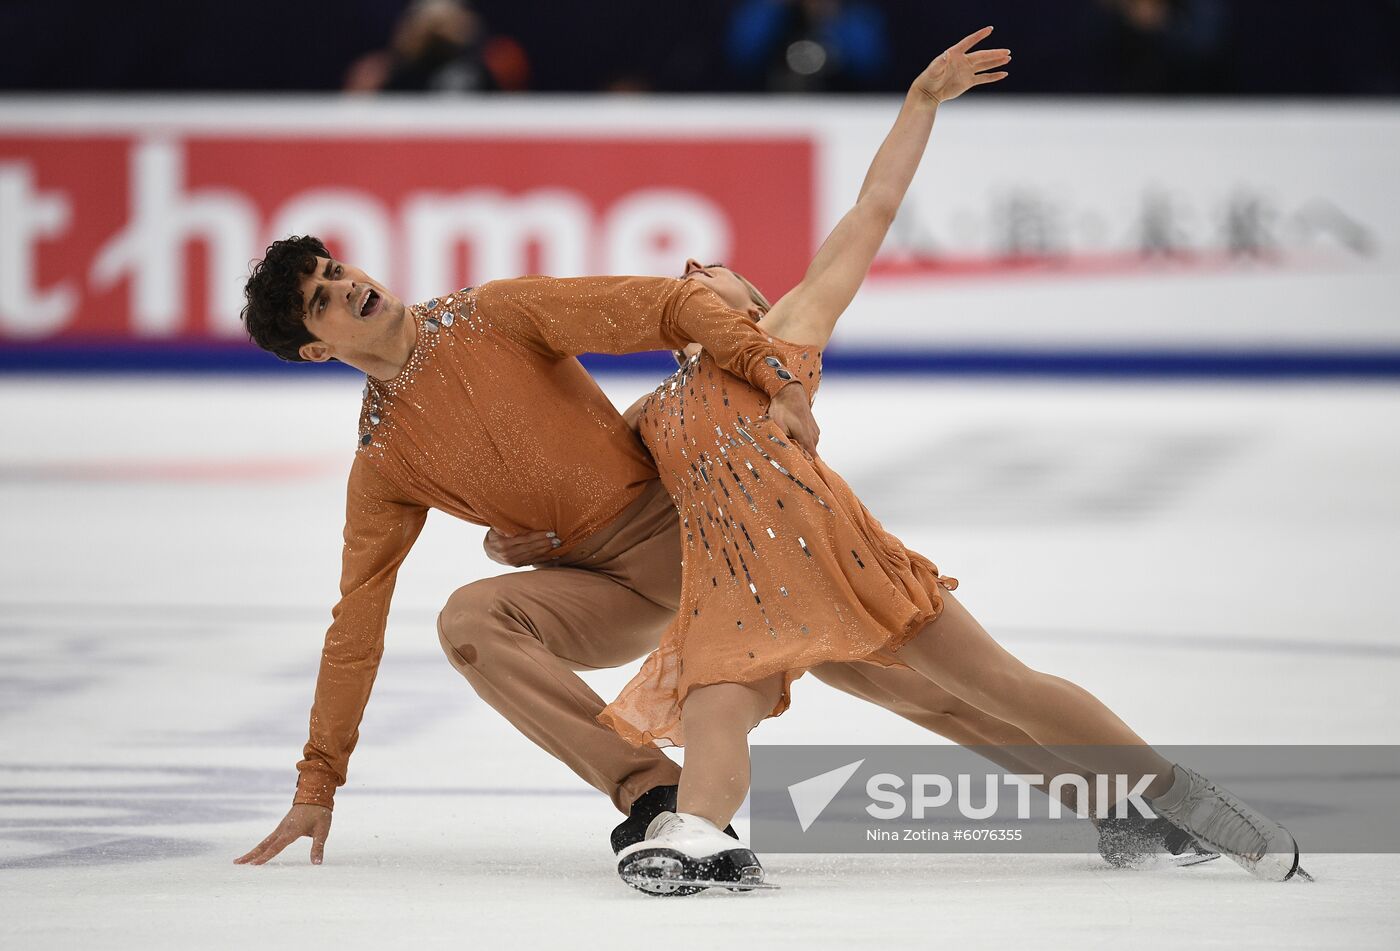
[[1292, 867, 1315, 883], [621, 870, 779, 893], [619, 852, 778, 896], [1169, 851, 1222, 868]]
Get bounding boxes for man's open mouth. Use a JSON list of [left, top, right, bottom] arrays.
[[359, 287, 381, 317]]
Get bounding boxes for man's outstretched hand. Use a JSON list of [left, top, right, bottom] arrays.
[[234, 803, 333, 866], [768, 382, 820, 455]]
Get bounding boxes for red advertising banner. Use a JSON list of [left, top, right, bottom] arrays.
[[0, 134, 813, 344]]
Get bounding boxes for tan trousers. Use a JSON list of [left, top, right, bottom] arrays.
[[437, 479, 1021, 814]]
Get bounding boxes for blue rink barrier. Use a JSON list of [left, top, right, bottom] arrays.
[[3, 344, 1400, 378]]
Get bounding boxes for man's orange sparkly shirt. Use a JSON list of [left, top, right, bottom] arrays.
[[292, 275, 797, 808]]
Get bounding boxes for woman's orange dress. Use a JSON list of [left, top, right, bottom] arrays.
[[597, 336, 956, 748]]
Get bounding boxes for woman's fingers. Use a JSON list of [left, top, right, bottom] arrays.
[[524, 544, 563, 564], [505, 530, 557, 550], [969, 50, 1011, 69], [953, 25, 994, 55], [488, 529, 560, 565], [973, 71, 1010, 85], [507, 542, 559, 565]]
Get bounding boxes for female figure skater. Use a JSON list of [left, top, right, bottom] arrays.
[[598, 27, 1301, 893]]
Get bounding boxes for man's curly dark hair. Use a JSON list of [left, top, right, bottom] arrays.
[[241, 235, 330, 362]]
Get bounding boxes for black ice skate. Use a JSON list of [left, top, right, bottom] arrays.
[[610, 785, 738, 854], [1096, 813, 1219, 869], [617, 811, 777, 896], [1148, 764, 1308, 881]]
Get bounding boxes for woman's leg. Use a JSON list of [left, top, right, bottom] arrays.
[[895, 588, 1176, 801], [677, 674, 785, 828]]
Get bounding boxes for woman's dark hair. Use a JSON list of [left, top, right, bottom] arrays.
[[241, 235, 330, 362]]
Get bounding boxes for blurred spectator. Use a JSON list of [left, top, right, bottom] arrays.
[[345, 0, 529, 93], [725, 0, 890, 92], [0, 0, 1394, 95], [1095, 0, 1232, 94]]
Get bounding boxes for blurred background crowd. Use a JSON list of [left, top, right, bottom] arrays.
[[5, 0, 1398, 96]]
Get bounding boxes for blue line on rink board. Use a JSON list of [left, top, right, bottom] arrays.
[[4, 344, 1400, 378]]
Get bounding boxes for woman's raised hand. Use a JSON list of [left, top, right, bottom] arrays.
[[914, 26, 1011, 104]]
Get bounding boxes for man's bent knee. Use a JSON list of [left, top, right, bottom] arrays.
[[437, 576, 532, 669]]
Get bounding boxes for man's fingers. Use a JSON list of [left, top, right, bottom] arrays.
[[790, 413, 820, 454], [953, 25, 994, 54], [247, 832, 296, 865], [974, 72, 1010, 85], [234, 829, 281, 863], [256, 841, 292, 865]]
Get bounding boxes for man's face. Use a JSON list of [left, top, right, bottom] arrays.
[[296, 257, 406, 362]]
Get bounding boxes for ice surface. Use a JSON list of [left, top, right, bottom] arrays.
[[2, 376, 1398, 950]]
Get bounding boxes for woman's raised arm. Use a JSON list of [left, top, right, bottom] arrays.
[[760, 26, 1010, 349]]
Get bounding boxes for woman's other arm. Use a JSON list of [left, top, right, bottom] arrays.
[[761, 26, 1010, 349]]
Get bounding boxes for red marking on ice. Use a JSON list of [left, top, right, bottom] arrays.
[[0, 458, 339, 483]]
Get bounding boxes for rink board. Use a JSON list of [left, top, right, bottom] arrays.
[[1, 99, 1398, 371]]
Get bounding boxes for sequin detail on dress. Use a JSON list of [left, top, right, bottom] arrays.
[[598, 337, 957, 749]]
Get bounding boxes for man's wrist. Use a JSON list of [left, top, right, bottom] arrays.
[[295, 765, 338, 809], [293, 792, 335, 810], [755, 358, 799, 400]]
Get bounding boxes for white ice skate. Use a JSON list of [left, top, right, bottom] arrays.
[[1149, 764, 1308, 882], [616, 811, 777, 896]]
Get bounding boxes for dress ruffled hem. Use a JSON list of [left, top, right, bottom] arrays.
[[597, 564, 956, 749]]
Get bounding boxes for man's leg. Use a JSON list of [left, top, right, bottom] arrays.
[[438, 566, 680, 813], [810, 662, 1092, 797]]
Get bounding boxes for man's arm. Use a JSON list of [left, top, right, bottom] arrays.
[[478, 274, 820, 450], [477, 275, 796, 401], [235, 457, 427, 865]]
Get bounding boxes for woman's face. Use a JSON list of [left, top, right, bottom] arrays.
[[680, 259, 763, 319]]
